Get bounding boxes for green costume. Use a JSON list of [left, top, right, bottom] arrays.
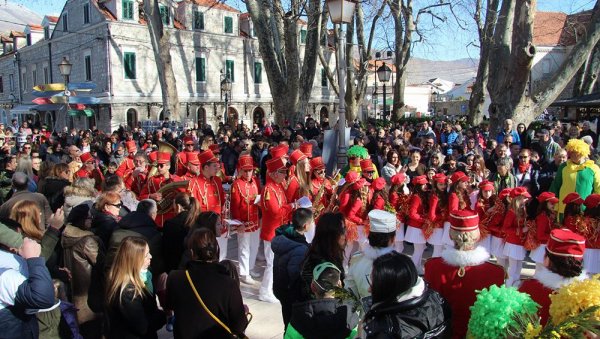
[[550, 160, 600, 216]]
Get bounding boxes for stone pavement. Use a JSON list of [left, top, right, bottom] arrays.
[[159, 236, 535, 339]]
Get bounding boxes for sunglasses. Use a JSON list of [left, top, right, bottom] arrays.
[[365, 171, 375, 174], [108, 202, 123, 208]]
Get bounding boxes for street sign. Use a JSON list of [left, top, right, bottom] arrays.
[[68, 109, 94, 117], [33, 83, 65, 91], [50, 96, 100, 104], [32, 90, 64, 97]]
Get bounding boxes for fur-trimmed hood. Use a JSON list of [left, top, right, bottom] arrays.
[[63, 185, 97, 198], [533, 266, 588, 290], [441, 246, 490, 268], [362, 244, 395, 261]]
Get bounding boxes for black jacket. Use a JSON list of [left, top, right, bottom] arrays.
[[162, 212, 191, 273], [287, 298, 360, 339], [105, 284, 165, 339], [91, 212, 119, 248], [38, 177, 70, 212], [363, 286, 452, 339]]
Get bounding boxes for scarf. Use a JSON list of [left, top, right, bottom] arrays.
[[518, 163, 530, 174]]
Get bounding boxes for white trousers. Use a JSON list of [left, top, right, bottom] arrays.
[[259, 240, 275, 296], [237, 230, 260, 277], [217, 236, 228, 262]]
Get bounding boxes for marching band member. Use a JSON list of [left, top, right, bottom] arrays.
[[389, 172, 409, 253], [368, 177, 387, 211], [487, 188, 512, 269], [231, 154, 261, 284], [175, 136, 197, 176], [581, 194, 600, 274], [115, 140, 138, 177], [562, 192, 584, 232], [475, 180, 496, 252], [530, 192, 559, 272], [405, 175, 430, 272], [339, 171, 371, 263], [299, 142, 313, 159], [259, 156, 297, 303], [445, 171, 473, 246], [210, 144, 233, 184], [139, 151, 182, 227], [502, 187, 531, 286], [76, 152, 104, 191], [123, 152, 149, 196], [182, 153, 201, 198], [360, 158, 377, 184], [286, 149, 311, 202], [309, 157, 333, 221], [428, 173, 448, 258]]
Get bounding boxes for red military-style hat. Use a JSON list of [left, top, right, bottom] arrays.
[[584, 194, 600, 209], [478, 180, 494, 191], [300, 142, 313, 158], [209, 144, 220, 154], [546, 228, 586, 260], [450, 171, 468, 183], [186, 152, 200, 165], [432, 173, 447, 184], [499, 188, 513, 199], [391, 172, 407, 186], [183, 136, 195, 145], [310, 157, 325, 170], [80, 152, 94, 163], [198, 150, 219, 166], [537, 191, 559, 204], [563, 192, 584, 205], [125, 140, 137, 153], [353, 178, 370, 190], [372, 177, 386, 191], [510, 187, 531, 199], [360, 159, 375, 172], [148, 151, 158, 164], [266, 157, 286, 172], [157, 152, 171, 164], [449, 210, 479, 233], [290, 149, 307, 166], [412, 175, 428, 185], [270, 144, 289, 159], [238, 154, 254, 171], [345, 171, 360, 185]]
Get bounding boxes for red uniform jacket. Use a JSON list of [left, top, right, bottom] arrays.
[[286, 175, 301, 202], [390, 192, 411, 223], [75, 167, 104, 191], [424, 248, 505, 339], [448, 191, 473, 213], [519, 279, 553, 325], [407, 194, 427, 228], [139, 174, 183, 227], [260, 178, 293, 241], [485, 202, 506, 238], [339, 188, 369, 225], [535, 212, 554, 244], [231, 177, 260, 232], [503, 209, 526, 245], [115, 156, 135, 178], [194, 174, 226, 215], [128, 169, 148, 197], [428, 194, 447, 229], [310, 177, 333, 210]]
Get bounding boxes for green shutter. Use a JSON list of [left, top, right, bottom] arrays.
[[300, 29, 307, 44], [160, 5, 170, 25], [122, 0, 133, 20], [226, 60, 234, 82], [193, 11, 204, 30], [85, 55, 92, 81], [321, 68, 327, 87], [124, 52, 136, 79], [224, 16, 233, 34], [254, 62, 262, 84], [196, 57, 206, 82]]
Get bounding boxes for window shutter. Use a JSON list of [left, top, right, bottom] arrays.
[[254, 62, 262, 83], [194, 11, 204, 30], [300, 29, 307, 44], [224, 16, 233, 34], [321, 68, 327, 87], [124, 52, 136, 79], [123, 0, 133, 20], [196, 57, 206, 82], [160, 5, 170, 25], [226, 60, 234, 82]]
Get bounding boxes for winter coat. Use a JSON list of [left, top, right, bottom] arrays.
[[61, 223, 105, 327], [162, 211, 196, 273], [63, 184, 96, 218], [284, 298, 359, 339], [39, 177, 70, 212], [91, 212, 119, 249], [345, 245, 395, 299], [272, 224, 309, 325], [381, 163, 401, 186]]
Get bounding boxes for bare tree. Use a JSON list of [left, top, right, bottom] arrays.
[[573, 41, 600, 96]]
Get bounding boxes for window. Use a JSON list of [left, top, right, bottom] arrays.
[[159, 5, 170, 25], [27, 34, 32, 46], [0, 76, 3, 93], [62, 13, 68, 31], [9, 74, 14, 91], [122, 0, 134, 20], [321, 68, 327, 87], [21, 70, 27, 91], [300, 29, 307, 44], [43, 66, 48, 84], [254, 62, 262, 84], [44, 26, 49, 40], [124, 52, 136, 79], [195, 57, 205, 82], [32, 69, 37, 85], [85, 55, 92, 81], [193, 10, 204, 30], [83, 3, 90, 24], [224, 16, 233, 34], [225, 60, 234, 82]]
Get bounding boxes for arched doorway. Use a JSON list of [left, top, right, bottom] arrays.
[[319, 106, 329, 122], [253, 107, 265, 126], [227, 107, 238, 129], [197, 106, 207, 128], [158, 109, 164, 121], [126, 108, 138, 129]]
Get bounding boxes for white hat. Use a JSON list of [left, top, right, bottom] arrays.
[[368, 210, 396, 233]]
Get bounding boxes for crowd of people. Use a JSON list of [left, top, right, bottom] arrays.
[[0, 114, 599, 339]]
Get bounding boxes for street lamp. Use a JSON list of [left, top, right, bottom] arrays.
[[327, 0, 356, 171], [376, 63, 391, 122], [220, 72, 232, 126], [58, 57, 72, 131]]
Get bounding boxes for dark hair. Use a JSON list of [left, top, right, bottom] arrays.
[[303, 212, 345, 270], [175, 192, 201, 228], [584, 205, 600, 218], [564, 203, 582, 217], [292, 208, 314, 231], [371, 252, 419, 304], [368, 231, 396, 248], [103, 175, 123, 191], [545, 250, 583, 278], [194, 211, 220, 235], [136, 199, 157, 216], [386, 150, 399, 164], [313, 266, 341, 297], [536, 200, 554, 217], [188, 228, 219, 262]]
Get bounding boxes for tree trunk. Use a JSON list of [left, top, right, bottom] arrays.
[[142, 0, 179, 120], [390, 0, 413, 121], [581, 42, 600, 95]]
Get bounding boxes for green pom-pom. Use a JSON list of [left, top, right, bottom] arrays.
[[467, 285, 539, 339], [347, 145, 369, 159]]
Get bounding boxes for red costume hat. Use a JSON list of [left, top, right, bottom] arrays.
[[310, 157, 325, 170], [563, 192, 584, 205], [433, 173, 447, 184], [290, 149, 307, 165], [266, 157, 286, 172], [270, 144, 289, 158], [510, 187, 531, 199], [499, 188, 513, 199], [450, 171, 468, 183], [353, 178, 370, 190], [198, 150, 219, 165], [449, 210, 479, 232], [157, 152, 171, 164], [412, 175, 428, 185], [372, 177, 386, 191], [360, 159, 375, 172], [300, 142, 313, 158], [209, 144, 220, 154], [344, 171, 360, 185], [183, 136, 195, 145], [148, 151, 158, 164], [125, 140, 137, 153], [537, 192, 559, 204], [238, 154, 254, 171], [80, 152, 94, 163], [546, 228, 586, 260], [186, 152, 200, 165], [584, 194, 600, 209], [478, 180, 494, 191], [391, 173, 407, 186]]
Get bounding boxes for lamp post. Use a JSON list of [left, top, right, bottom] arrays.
[[220, 72, 232, 126], [327, 0, 356, 171], [376, 63, 391, 122], [58, 57, 72, 131]]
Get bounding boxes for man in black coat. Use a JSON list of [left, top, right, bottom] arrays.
[[272, 208, 313, 328]]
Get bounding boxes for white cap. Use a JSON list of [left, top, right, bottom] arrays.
[[368, 210, 396, 233]]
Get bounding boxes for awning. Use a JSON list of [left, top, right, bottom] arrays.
[[32, 103, 64, 111], [551, 92, 600, 108], [9, 104, 36, 114]]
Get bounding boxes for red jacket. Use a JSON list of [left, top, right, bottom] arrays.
[[448, 191, 473, 213], [519, 279, 553, 326], [194, 174, 225, 215], [390, 192, 411, 223], [428, 194, 447, 229], [535, 213, 554, 244], [407, 194, 427, 228], [231, 177, 260, 232], [260, 178, 293, 241], [139, 174, 183, 227], [115, 156, 135, 177], [503, 209, 526, 245], [339, 188, 370, 225]]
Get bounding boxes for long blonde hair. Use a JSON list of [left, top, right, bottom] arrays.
[[106, 237, 148, 304], [10, 200, 44, 241], [295, 158, 312, 197]]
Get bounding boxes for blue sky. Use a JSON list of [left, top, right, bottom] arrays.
[[12, 0, 598, 61]]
